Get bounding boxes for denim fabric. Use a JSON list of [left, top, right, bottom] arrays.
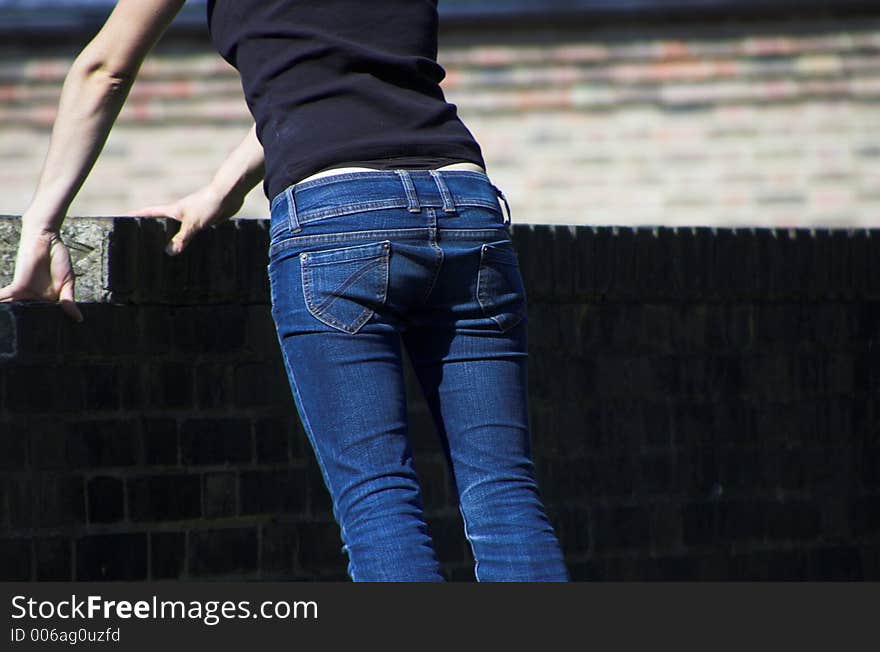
[[266, 169, 569, 582]]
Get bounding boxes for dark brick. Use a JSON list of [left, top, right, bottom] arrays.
[[764, 500, 822, 541], [566, 560, 603, 582], [713, 229, 758, 299], [87, 476, 124, 524], [118, 364, 144, 410], [638, 555, 701, 581], [138, 306, 173, 355], [608, 227, 639, 300], [106, 216, 140, 298], [172, 305, 246, 354], [414, 456, 449, 513], [261, 521, 299, 575], [682, 502, 716, 546], [717, 500, 766, 541], [639, 452, 675, 495], [234, 360, 290, 407], [6, 364, 82, 413], [244, 305, 280, 359], [534, 455, 601, 505], [180, 418, 251, 465], [255, 416, 290, 463], [235, 218, 271, 303], [728, 549, 809, 580], [642, 401, 674, 449], [306, 460, 333, 517], [0, 305, 16, 357], [204, 472, 237, 518], [4, 304, 62, 359], [562, 303, 602, 356], [240, 469, 308, 515], [549, 224, 576, 300], [28, 418, 68, 470], [556, 506, 590, 556], [597, 453, 638, 497], [295, 521, 347, 571], [649, 502, 682, 553], [194, 362, 233, 409], [717, 447, 761, 492], [144, 361, 193, 409], [67, 420, 137, 468], [635, 228, 675, 301], [806, 546, 864, 580], [2, 474, 32, 529], [189, 222, 240, 301], [141, 418, 178, 466], [76, 533, 147, 580], [80, 363, 121, 411], [188, 527, 258, 577], [136, 218, 169, 303], [0, 421, 27, 470], [405, 406, 439, 454], [591, 505, 652, 553], [59, 305, 138, 356], [150, 531, 185, 579], [35, 537, 71, 580], [0, 538, 31, 580], [33, 474, 86, 528], [850, 495, 880, 538], [860, 545, 880, 580], [128, 473, 201, 522], [425, 514, 466, 565]]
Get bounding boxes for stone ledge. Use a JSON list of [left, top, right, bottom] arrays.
[[1, 215, 879, 305]]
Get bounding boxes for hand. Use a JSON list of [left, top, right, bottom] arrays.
[[0, 227, 84, 323], [130, 184, 242, 255]]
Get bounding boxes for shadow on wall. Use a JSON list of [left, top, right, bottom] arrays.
[[0, 215, 878, 580]]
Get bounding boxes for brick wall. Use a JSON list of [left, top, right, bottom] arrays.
[[1, 14, 880, 227], [1, 215, 878, 581]]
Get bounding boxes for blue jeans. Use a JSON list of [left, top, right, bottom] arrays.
[[266, 168, 569, 582]]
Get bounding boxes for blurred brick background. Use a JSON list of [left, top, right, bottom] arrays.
[[1, 216, 878, 581], [1, 3, 879, 227]]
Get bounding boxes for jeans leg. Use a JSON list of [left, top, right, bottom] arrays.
[[270, 251, 443, 582], [403, 315, 569, 582]]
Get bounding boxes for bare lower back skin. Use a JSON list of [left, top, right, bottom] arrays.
[[295, 161, 486, 185]]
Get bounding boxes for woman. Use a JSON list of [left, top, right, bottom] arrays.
[[0, 0, 569, 582]]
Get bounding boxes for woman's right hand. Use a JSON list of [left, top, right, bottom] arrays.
[[0, 226, 84, 322], [130, 184, 244, 255]]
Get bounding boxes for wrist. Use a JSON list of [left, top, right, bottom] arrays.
[[19, 222, 61, 243]]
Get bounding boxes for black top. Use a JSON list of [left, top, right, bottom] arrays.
[[206, 0, 487, 201]]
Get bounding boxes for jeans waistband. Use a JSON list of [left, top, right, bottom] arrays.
[[269, 169, 511, 237]]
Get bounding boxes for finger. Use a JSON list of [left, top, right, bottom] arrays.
[[0, 283, 36, 302], [58, 278, 84, 323], [129, 205, 179, 220], [165, 222, 199, 255]]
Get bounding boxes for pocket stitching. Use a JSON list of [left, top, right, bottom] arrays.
[[476, 242, 526, 332], [300, 242, 390, 334]]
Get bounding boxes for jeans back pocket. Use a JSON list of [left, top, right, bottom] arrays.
[[476, 239, 527, 332], [300, 240, 391, 334]]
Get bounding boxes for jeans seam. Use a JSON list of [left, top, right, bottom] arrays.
[[272, 313, 350, 577]]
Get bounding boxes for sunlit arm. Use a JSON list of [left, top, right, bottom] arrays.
[[21, 0, 186, 237]]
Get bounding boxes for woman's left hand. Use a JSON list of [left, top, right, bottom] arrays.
[[130, 184, 243, 256]]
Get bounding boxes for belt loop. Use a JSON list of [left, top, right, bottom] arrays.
[[491, 183, 512, 226], [396, 169, 421, 213], [430, 169, 457, 213], [285, 185, 302, 233]]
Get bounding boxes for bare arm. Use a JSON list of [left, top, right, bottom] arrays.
[[24, 0, 187, 235], [1, 0, 186, 321]]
